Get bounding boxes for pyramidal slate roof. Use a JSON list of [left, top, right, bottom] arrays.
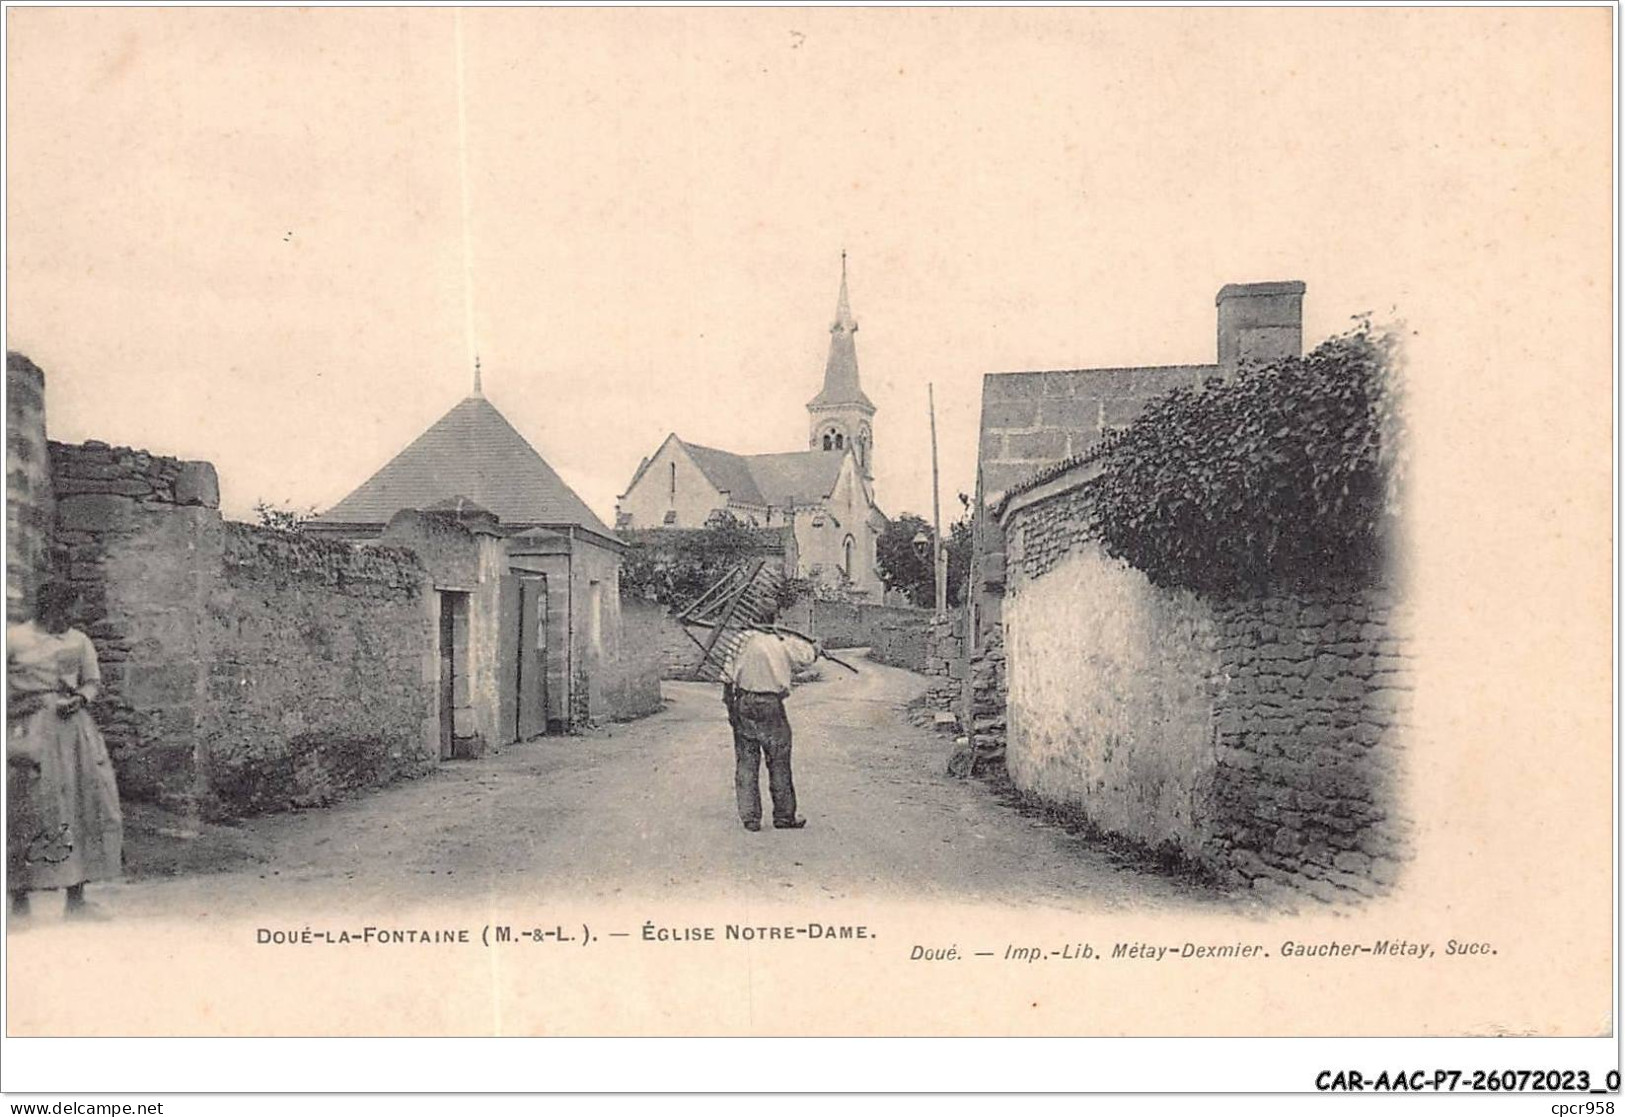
[[315, 394, 613, 536], [807, 258, 875, 412], [678, 439, 846, 509]]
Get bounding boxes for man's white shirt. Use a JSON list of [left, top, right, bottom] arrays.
[[722, 630, 819, 695]]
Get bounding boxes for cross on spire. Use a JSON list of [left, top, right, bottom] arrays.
[[472, 353, 483, 397], [833, 249, 855, 333], [809, 251, 873, 412]]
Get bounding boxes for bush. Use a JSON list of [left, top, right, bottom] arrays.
[[620, 513, 805, 613], [1087, 319, 1406, 594], [252, 499, 315, 532]]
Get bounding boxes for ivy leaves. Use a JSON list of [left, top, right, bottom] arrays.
[[1086, 322, 1405, 594]]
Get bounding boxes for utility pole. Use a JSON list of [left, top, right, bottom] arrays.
[[929, 383, 946, 617]]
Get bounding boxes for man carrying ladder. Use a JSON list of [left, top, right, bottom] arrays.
[[721, 621, 822, 832]]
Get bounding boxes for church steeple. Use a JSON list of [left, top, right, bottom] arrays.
[[832, 250, 856, 332], [808, 252, 876, 479]]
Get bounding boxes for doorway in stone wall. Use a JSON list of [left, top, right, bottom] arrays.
[[438, 590, 471, 760]]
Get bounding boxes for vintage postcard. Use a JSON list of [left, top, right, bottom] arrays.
[[1, 3, 1614, 1074]]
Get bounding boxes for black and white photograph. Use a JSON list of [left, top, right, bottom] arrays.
[[0, 3, 1615, 1101]]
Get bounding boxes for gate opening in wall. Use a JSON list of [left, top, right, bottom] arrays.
[[437, 590, 473, 759]]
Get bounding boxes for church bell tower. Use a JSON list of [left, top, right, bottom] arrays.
[[807, 252, 876, 480]]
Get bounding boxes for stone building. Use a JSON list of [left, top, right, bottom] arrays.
[[929, 277, 1413, 901], [309, 380, 657, 735], [918, 282, 1308, 780], [967, 281, 1307, 652], [615, 257, 888, 598], [376, 501, 513, 755]]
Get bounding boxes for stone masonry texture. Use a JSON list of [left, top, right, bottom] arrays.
[[624, 592, 931, 680], [7, 352, 53, 622], [806, 600, 931, 672], [606, 596, 667, 720], [200, 523, 437, 816], [47, 437, 437, 818], [1001, 478, 1413, 902]]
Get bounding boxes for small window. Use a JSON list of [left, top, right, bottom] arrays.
[[669, 462, 677, 496], [822, 434, 832, 450], [834, 432, 844, 449]]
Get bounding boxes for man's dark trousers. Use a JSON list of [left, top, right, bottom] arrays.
[[731, 690, 796, 827]]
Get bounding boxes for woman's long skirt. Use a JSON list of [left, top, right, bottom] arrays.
[[7, 707, 123, 891]]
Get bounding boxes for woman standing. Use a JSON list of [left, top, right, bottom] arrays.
[[7, 580, 123, 919]]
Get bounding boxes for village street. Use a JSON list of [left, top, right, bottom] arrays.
[[27, 656, 1232, 925]]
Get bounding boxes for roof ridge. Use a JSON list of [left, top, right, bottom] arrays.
[[316, 393, 611, 535], [681, 438, 750, 459]]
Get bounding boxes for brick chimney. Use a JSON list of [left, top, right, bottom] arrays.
[[1216, 281, 1306, 371]]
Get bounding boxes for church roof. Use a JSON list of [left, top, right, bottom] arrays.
[[677, 440, 846, 509], [683, 442, 767, 506], [315, 394, 613, 536], [745, 451, 846, 507], [807, 255, 875, 412]]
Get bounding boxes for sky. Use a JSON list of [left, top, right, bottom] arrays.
[[4, 6, 1617, 1062], [6, 8, 1611, 535]]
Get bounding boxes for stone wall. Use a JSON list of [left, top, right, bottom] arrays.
[[49, 439, 224, 807], [606, 596, 666, 721], [909, 615, 960, 729], [913, 610, 1007, 762], [47, 437, 439, 818], [7, 353, 53, 622], [621, 593, 712, 680], [806, 600, 931, 670], [966, 624, 1007, 756], [615, 590, 932, 680], [866, 609, 929, 671], [1004, 545, 1222, 855], [923, 614, 961, 679], [1208, 586, 1412, 900], [201, 524, 437, 815], [1001, 478, 1412, 902]]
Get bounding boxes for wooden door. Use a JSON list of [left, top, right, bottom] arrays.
[[497, 574, 520, 745], [437, 592, 458, 760], [516, 576, 549, 739]]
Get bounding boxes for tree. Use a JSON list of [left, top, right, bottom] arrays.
[[876, 510, 972, 608], [875, 513, 934, 607]]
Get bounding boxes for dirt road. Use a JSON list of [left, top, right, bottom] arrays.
[[35, 654, 1229, 922]]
